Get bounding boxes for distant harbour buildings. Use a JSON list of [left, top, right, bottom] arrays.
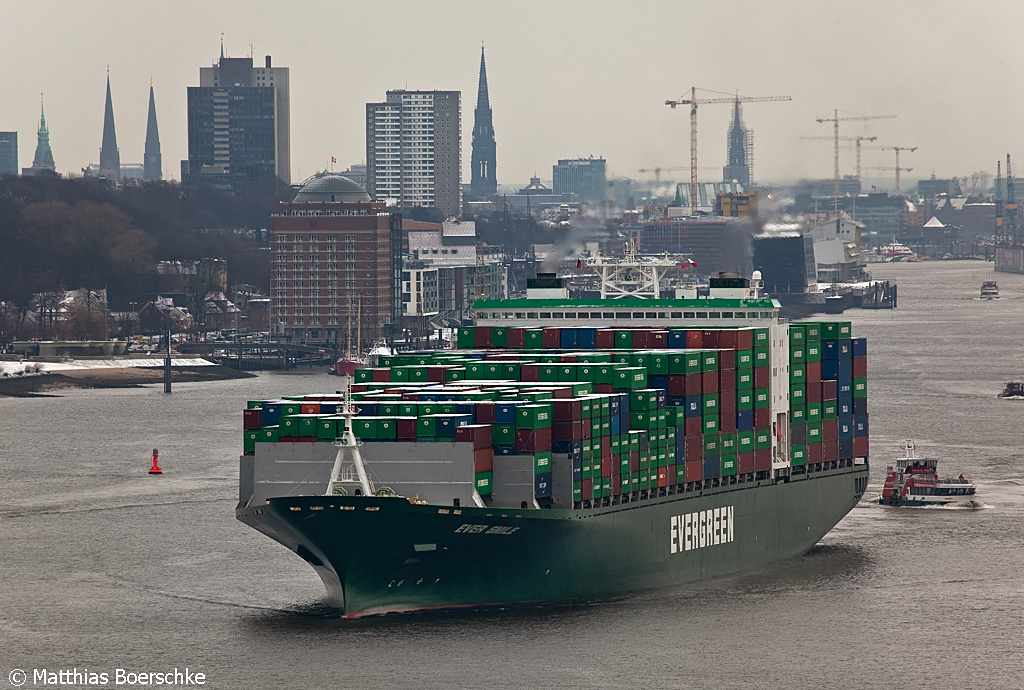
[[366, 89, 462, 218], [0, 131, 16, 177], [98, 73, 121, 181], [144, 84, 162, 181], [553, 157, 606, 204], [22, 98, 56, 177], [469, 46, 497, 201], [186, 49, 291, 191]]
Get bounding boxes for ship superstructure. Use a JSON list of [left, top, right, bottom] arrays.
[[237, 266, 869, 616]]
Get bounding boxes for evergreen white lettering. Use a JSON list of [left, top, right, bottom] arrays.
[[669, 506, 734, 554]]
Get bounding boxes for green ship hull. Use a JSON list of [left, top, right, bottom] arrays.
[[237, 462, 867, 617]]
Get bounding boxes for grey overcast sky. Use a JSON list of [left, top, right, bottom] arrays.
[[3, 0, 1020, 190]]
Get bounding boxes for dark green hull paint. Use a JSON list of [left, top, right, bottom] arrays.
[[237, 464, 868, 617]]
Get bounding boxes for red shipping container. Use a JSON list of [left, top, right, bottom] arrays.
[[807, 442, 822, 463], [351, 384, 369, 393], [657, 468, 668, 488], [735, 328, 754, 350], [719, 368, 737, 392], [476, 402, 496, 424], [601, 436, 612, 455], [853, 357, 867, 378], [754, 407, 770, 429], [601, 456, 612, 476], [805, 382, 822, 404], [719, 330, 738, 350], [300, 402, 320, 414], [738, 451, 755, 474], [684, 417, 702, 437], [702, 371, 719, 394], [651, 331, 669, 348], [667, 464, 677, 486], [426, 366, 448, 383], [720, 411, 737, 434], [822, 418, 839, 442], [243, 408, 263, 430], [456, 424, 492, 449], [721, 395, 736, 416], [474, 326, 492, 348], [754, 448, 771, 471], [372, 369, 390, 382], [553, 399, 583, 420], [685, 459, 704, 483], [805, 361, 821, 384], [718, 349, 736, 370], [854, 436, 869, 457], [515, 427, 552, 453], [668, 374, 686, 397], [473, 448, 494, 473], [702, 330, 721, 348], [684, 373, 703, 396], [507, 328, 527, 349], [582, 478, 593, 497], [685, 436, 704, 461], [630, 451, 640, 472], [596, 330, 616, 349], [297, 436, 317, 443], [596, 384, 615, 394], [520, 363, 541, 382], [581, 423, 592, 440], [542, 328, 561, 348], [278, 436, 295, 443], [632, 329, 650, 349], [823, 439, 839, 462], [821, 380, 838, 400], [553, 420, 584, 441], [397, 417, 418, 440], [550, 386, 574, 399], [754, 366, 770, 388], [686, 330, 704, 348]]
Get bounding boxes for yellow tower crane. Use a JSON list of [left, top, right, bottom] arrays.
[[665, 88, 791, 215]]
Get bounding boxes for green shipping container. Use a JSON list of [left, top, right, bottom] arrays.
[[753, 347, 769, 367], [791, 384, 805, 404], [790, 405, 806, 423], [737, 370, 754, 389], [720, 433, 738, 455], [806, 403, 822, 423], [534, 452, 552, 474], [615, 330, 634, 348], [736, 350, 754, 369], [804, 323, 822, 341], [737, 390, 754, 411], [475, 471, 493, 495], [853, 378, 867, 397], [279, 416, 299, 437], [317, 417, 340, 440], [822, 400, 838, 420], [243, 430, 258, 454], [257, 426, 279, 443], [702, 393, 719, 414], [457, 327, 476, 348], [754, 389, 770, 409], [669, 352, 703, 375], [701, 351, 719, 373], [807, 422, 823, 444], [806, 343, 822, 363], [721, 456, 737, 477], [790, 346, 806, 364], [789, 324, 806, 346], [517, 404, 553, 429], [754, 429, 771, 450], [790, 365, 806, 384], [702, 415, 719, 435], [791, 445, 807, 466], [737, 431, 754, 453]]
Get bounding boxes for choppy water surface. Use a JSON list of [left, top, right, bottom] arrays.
[[1, 261, 1022, 689]]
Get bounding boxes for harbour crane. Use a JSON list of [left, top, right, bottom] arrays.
[[666, 88, 792, 215], [800, 135, 877, 182], [815, 110, 896, 197], [863, 145, 917, 195], [863, 165, 914, 195]]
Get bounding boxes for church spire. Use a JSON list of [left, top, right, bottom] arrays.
[[99, 72, 120, 181], [31, 94, 56, 171], [144, 83, 162, 181], [470, 44, 497, 200]]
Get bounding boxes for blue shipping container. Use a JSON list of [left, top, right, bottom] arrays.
[[852, 338, 867, 358], [822, 339, 839, 360], [854, 416, 869, 437], [703, 456, 722, 479], [261, 402, 282, 426], [736, 409, 754, 431], [577, 328, 597, 349], [560, 328, 578, 349], [838, 437, 854, 460], [668, 330, 687, 348], [685, 396, 702, 417], [495, 403, 520, 424], [535, 472, 553, 497]]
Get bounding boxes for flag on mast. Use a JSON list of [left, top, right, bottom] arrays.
[[577, 258, 583, 269]]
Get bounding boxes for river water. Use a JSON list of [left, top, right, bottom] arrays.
[[1, 260, 1022, 689]]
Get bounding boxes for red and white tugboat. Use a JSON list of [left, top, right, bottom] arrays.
[[880, 441, 976, 506], [998, 382, 1024, 398]]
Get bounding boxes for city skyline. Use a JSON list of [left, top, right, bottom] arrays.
[[1, 1, 1021, 189]]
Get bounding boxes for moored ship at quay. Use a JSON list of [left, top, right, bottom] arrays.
[[236, 272, 870, 616]]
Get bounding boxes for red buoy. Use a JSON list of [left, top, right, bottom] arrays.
[[148, 448, 163, 475]]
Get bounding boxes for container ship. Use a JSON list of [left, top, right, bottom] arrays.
[[236, 268, 870, 617]]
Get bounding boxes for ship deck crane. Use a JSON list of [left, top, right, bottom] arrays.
[[800, 135, 877, 182], [666, 88, 791, 216], [815, 110, 896, 198]]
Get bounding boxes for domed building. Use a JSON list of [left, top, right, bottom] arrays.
[[291, 172, 371, 204], [270, 171, 398, 347]]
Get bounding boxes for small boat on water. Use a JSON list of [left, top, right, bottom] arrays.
[[880, 441, 976, 506], [998, 382, 1024, 398], [981, 281, 999, 299], [882, 242, 916, 262]]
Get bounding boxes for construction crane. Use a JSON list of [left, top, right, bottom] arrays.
[[1006, 154, 1018, 243], [863, 145, 917, 195], [800, 135, 877, 182], [863, 165, 914, 195], [666, 88, 791, 215], [637, 166, 688, 184], [815, 110, 896, 198]]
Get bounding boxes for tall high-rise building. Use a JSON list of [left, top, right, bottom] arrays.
[[469, 46, 496, 201], [269, 173, 394, 345], [187, 51, 291, 191], [0, 132, 16, 177], [553, 157, 606, 204], [23, 98, 55, 176], [99, 73, 121, 181], [366, 90, 461, 218], [723, 100, 752, 187], [144, 84, 162, 181]]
